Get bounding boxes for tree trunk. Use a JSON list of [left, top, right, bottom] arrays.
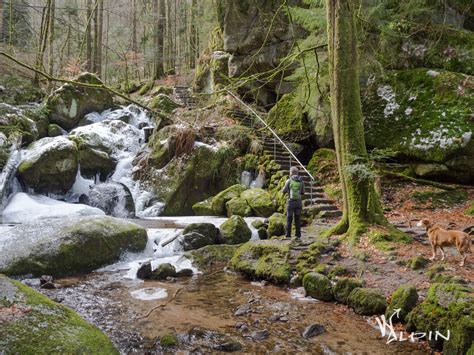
[[325, 0, 386, 239], [85, 0, 92, 71], [34, 1, 51, 84], [48, 0, 55, 89], [95, 0, 103, 76], [189, 0, 197, 69], [153, 0, 165, 79], [166, 0, 174, 71]]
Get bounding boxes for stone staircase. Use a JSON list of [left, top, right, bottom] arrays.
[[230, 109, 341, 219]]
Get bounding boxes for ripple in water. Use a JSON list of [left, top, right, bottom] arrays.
[[130, 287, 168, 301]]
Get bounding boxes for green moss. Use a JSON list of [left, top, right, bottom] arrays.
[[327, 265, 349, 279], [413, 189, 468, 209], [211, 184, 247, 216], [187, 244, 239, 270], [240, 188, 275, 217], [216, 125, 253, 154], [406, 283, 473, 353], [226, 197, 252, 217], [0, 275, 117, 354], [407, 256, 429, 270], [229, 241, 291, 284], [308, 148, 339, 185], [267, 213, 286, 237], [466, 200, 474, 216], [385, 285, 418, 322], [266, 93, 309, 141], [160, 334, 178, 347], [348, 288, 387, 315], [366, 226, 411, 251], [0, 74, 45, 105], [192, 199, 215, 216], [303, 272, 333, 301], [333, 278, 363, 304], [295, 241, 328, 276], [137, 80, 155, 95], [148, 94, 181, 113], [219, 215, 252, 244]]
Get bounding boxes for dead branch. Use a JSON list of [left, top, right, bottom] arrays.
[[136, 287, 183, 320]]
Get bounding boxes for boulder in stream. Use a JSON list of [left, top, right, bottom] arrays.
[[0, 274, 118, 354], [0, 216, 147, 277], [17, 136, 79, 194], [180, 223, 218, 251], [46, 72, 114, 130], [219, 215, 252, 245], [240, 188, 274, 218], [88, 182, 136, 218], [150, 263, 177, 280]]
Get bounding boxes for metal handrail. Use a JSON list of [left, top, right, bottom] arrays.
[[226, 90, 316, 182]]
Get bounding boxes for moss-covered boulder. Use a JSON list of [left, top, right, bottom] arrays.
[[267, 212, 286, 237], [0, 275, 117, 354], [0, 74, 44, 105], [17, 136, 78, 194], [333, 278, 363, 304], [303, 272, 333, 301], [307, 148, 339, 184], [363, 69, 474, 183], [187, 244, 239, 270], [219, 215, 252, 245], [0, 103, 39, 145], [46, 72, 114, 130], [240, 188, 274, 218], [406, 283, 474, 353], [226, 197, 252, 217], [47, 123, 66, 137], [78, 145, 116, 181], [180, 223, 218, 251], [385, 285, 418, 323], [348, 288, 387, 315], [192, 199, 215, 216], [267, 93, 308, 141], [150, 263, 177, 280], [229, 240, 291, 284], [0, 216, 147, 277], [215, 125, 252, 154], [211, 184, 247, 216], [407, 256, 429, 270], [148, 94, 181, 113]]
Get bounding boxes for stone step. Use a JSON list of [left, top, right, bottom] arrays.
[[303, 198, 334, 206], [319, 210, 343, 218]]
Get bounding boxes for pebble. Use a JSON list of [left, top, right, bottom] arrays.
[[250, 329, 269, 341], [302, 324, 326, 339]]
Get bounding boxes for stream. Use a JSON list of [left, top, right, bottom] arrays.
[[0, 104, 429, 353]]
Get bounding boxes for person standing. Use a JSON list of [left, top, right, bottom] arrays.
[[282, 166, 304, 239]]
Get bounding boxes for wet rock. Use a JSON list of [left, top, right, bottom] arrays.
[[17, 136, 78, 194], [226, 197, 253, 217], [230, 240, 291, 284], [211, 184, 247, 216], [0, 216, 147, 277], [213, 341, 243, 352], [240, 188, 274, 217], [148, 94, 181, 113], [385, 285, 418, 323], [267, 213, 286, 237], [303, 272, 334, 301], [0, 274, 117, 353], [48, 123, 67, 137], [78, 146, 116, 181], [136, 261, 152, 280], [302, 324, 326, 338], [333, 278, 363, 304], [186, 244, 239, 270], [180, 223, 218, 251], [176, 268, 193, 277], [150, 263, 177, 280], [39, 275, 56, 289], [192, 199, 215, 216], [250, 329, 269, 341], [46, 72, 114, 130], [257, 227, 268, 240], [251, 220, 265, 229], [219, 215, 252, 245], [88, 182, 135, 218], [348, 288, 387, 316]]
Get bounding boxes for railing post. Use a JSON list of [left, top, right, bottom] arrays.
[[273, 138, 276, 161]]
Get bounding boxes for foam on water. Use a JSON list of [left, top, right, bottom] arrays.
[[130, 287, 168, 301]]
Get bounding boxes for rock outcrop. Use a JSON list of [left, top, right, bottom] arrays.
[[88, 182, 136, 218]]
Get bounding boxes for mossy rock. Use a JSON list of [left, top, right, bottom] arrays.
[[150, 263, 177, 280], [303, 272, 333, 301], [257, 227, 268, 240], [406, 283, 474, 353], [46, 72, 114, 130], [219, 215, 252, 245], [348, 288, 387, 315], [226, 197, 252, 217], [240, 188, 275, 218], [186, 244, 239, 270], [413, 189, 468, 209], [267, 212, 286, 237], [0, 216, 147, 277], [251, 220, 265, 229], [307, 148, 339, 184], [78, 145, 116, 181], [160, 334, 178, 347], [0, 275, 117, 354], [407, 256, 429, 270], [215, 125, 253, 154], [0, 103, 39, 145], [266, 93, 309, 141], [47, 123, 66, 137], [385, 285, 418, 323], [183, 223, 218, 240], [148, 94, 181, 113], [366, 227, 411, 251], [180, 223, 218, 251], [192, 199, 215, 216], [17, 136, 79, 194], [211, 184, 247, 216], [229, 240, 291, 284], [0, 74, 45, 105], [333, 278, 363, 304], [363, 69, 474, 183]]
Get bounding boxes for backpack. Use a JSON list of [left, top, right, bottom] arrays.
[[289, 179, 302, 200]]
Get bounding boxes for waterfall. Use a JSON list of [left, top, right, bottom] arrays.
[[0, 134, 22, 212]]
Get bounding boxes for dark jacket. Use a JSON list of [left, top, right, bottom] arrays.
[[282, 175, 304, 201]]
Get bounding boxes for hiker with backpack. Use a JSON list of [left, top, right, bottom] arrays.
[[282, 166, 305, 239]]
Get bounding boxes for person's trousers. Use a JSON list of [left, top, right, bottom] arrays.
[[286, 200, 302, 238]]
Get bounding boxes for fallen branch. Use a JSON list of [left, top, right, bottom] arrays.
[[160, 231, 181, 248], [380, 170, 470, 191], [136, 287, 183, 320], [0, 51, 151, 112]]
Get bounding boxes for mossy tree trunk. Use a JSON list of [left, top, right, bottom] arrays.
[[325, 0, 386, 238]]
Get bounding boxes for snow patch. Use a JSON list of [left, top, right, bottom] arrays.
[[376, 85, 400, 118]]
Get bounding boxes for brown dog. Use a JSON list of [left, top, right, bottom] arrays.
[[417, 219, 471, 266]]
